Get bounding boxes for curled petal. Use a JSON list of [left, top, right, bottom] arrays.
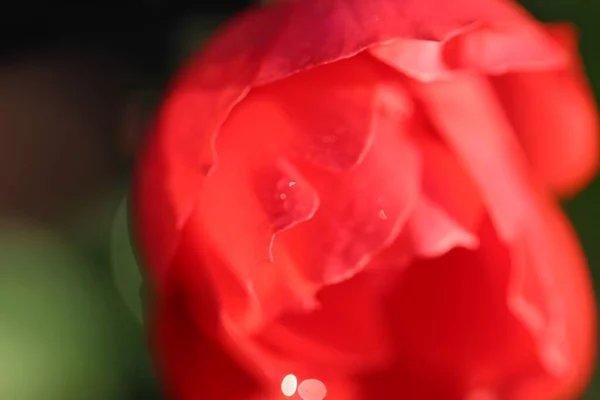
[[358, 361, 464, 399], [369, 15, 567, 81], [411, 73, 534, 241], [191, 54, 414, 331], [134, 0, 568, 286], [361, 219, 567, 399], [409, 74, 595, 398], [369, 39, 454, 82], [153, 231, 262, 400], [193, 170, 319, 333], [255, 272, 393, 377], [255, 53, 411, 171], [492, 24, 599, 197], [404, 194, 479, 258], [133, 7, 290, 287], [274, 111, 420, 286], [507, 189, 596, 399], [380, 130, 483, 265], [191, 98, 323, 332], [256, 0, 564, 84], [441, 20, 567, 73], [417, 132, 485, 235], [154, 296, 260, 400]]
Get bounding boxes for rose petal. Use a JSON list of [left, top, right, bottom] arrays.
[[153, 237, 261, 400], [134, 0, 567, 287], [369, 19, 567, 81], [154, 303, 259, 400], [193, 175, 319, 333], [440, 21, 567, 73], [255, 270, 392, 376], [190, 97, 324, 332], [410, 71, 591, 390], [411, 73, 596, 392], [418, 132, 485, 235], [247, 55, 418, 287], [363, 219, 550, 398], [358, 360, 463, 399], [506, 189, 596, 399], [274, 109, 420, 286], [491, 24, 599, 197], [369, 39, 453, 82], [255, 53, 411, 171], [411, 73, 534, 241], [256, 0, 564, 84], [191, 54, 413, 331], [378, 131, 483, 264], [133, 7, 290, 287], [404, 194, 479, 258], [154, 299, 260, 400]]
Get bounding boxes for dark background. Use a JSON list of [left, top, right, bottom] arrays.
[[0, 0, 597, 399]]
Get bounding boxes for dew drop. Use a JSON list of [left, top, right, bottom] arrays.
[[281, 374, 298, 397], [298, 379, 327, 400], [254, 160, 319, 233]]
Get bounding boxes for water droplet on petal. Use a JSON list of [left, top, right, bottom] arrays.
[[281, 374, 298, 397], [298, 379, 327, 400], [254, 160, 319, 233]]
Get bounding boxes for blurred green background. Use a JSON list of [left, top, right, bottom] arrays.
[[0, 0, 597, 399]]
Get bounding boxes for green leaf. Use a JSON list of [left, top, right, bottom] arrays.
[[0, 221, 125, 400]]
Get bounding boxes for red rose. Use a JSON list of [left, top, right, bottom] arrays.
[[133, 0, 598, 399]]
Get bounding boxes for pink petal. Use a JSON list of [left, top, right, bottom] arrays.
[[254, 271, 393, 377], [134, 0, 566, 287], [404, 194, 479, 258], [256, 0, 564, 84], [274, 108, 420, 286], [417, 132, 485, 236], [370, 18, 567, 81], [361, 219, 552, 398], [254, 53, 411, 171], [193, 171, 318, 333], [491, 24, 599, 197], [189, 97, 323, 332], [506, 188, 596, 399], [358, 361, 464, 399], [377, 130, 484, 265], [410, 73, 534, 242], [191, 53, 415, 331], [440, 20, 568, 73], [406, 73, 595, 398], [153, 233, 262, 400], [154, 300, 260, 400], [369, 38, 454, 82], [133, 7, 290, 286]]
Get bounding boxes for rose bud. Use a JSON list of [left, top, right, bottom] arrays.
[[133, 0, 598, 398]]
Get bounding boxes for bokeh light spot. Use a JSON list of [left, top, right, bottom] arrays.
[[281, 374, 298, 397], [298, 378, 327, 400]]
